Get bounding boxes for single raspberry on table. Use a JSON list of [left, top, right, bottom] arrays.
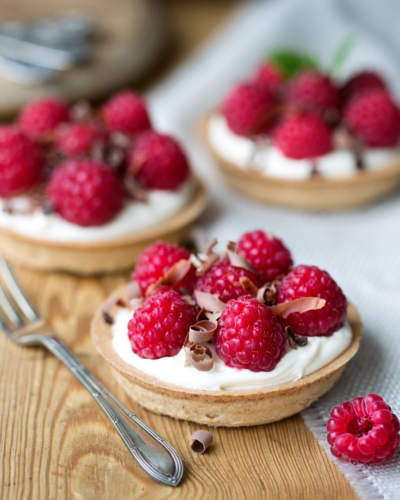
[[19, 97, 69, 139], [132, 242, 196, 296], [287, 70, 340, 116], [214, 295, 286, 372], [273, 114, 332, 159], [343, 89, 400, 147], [221, 81, 277, 137], [237, 229, 293, 283], [327, 394, 400, 464], [277, 264, 347, 336], [254, 61, 285, 95], [47, 160, 125, 226], [57, 122, 106, 157], [340, 71, 386, 103], [195, 257, 260, 304], [0, 126, 43, 197], [128, 289, 197, 359], [102, 90, 151, 135], [128, 131, 190, 190]]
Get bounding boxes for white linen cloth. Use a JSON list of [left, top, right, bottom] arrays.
[[147, 1, 400, 498]]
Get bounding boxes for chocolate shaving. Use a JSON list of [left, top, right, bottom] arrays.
[[270, 297, 326, 318], [182, 294, 197, 307], [196, 237, 221, 276], [124, 176, 149, 202], [146, 259, 192, 297], [257, 282, 279, 305], [285, 326, 308, 349], [184, 341, 214, 372], [194, 290, 225, 321], [240, 276, 259, 297], [102, 312, 114, 325], [190, 430, 214, 454], [188, 320, 218, 343], [226, 241, 256, 273], [126, 281, 142, 301], [129, 298, 144, 311]]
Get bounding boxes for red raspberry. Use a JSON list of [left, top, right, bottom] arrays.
[[343, 89, 400, 147], [254, 61, 285, 94], [102, 90, 151, 135], [132, 242, 196, 296], [19, 97, 69, 139], [128, 131, 190, 190], [0, 126, 43, 197], [221, 82, 276, 137], [128, 289, 197, 359], [327, 394, 400, 464], [273, 114, 332, 159], [214, 295, 286, 372], [277, 265, 347, 336], [195, 257, 259, 304], [57, 122, 106, 157], [288, 70, 340, 116], [341, 71, 386, 102], [237, 230, 293, 283], [47, 160, 125, 226]]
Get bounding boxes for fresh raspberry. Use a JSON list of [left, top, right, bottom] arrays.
[[128, 289, 197, 359], [273, 114, 332, 159], [343, 89, 400, 147], [277, 265, 347, 336], [128, 131, 190, 190], [254, 61, 285, 95], [340, 71, 386, 103], [102, 90, 151, 135], [195, 257, 259, 304], [0, 126, 43, 197], [57, 122, 106, 157], [132, 242, 196, 296], [221, 82, 276, 137], [47, 160, 125, 226], [327, 394, 400, 464], [237, 230, 293, 283], [287, 70, 340, 116], [19, 97, 69, 139], [214, 295, 286, 372]]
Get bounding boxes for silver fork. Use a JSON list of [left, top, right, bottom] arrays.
[[0, 254, 183, 487]]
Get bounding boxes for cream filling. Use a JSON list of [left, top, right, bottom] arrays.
[[0, 181, 193, 243], [208, 113, 400, 179], [111, 308, 353, 391]]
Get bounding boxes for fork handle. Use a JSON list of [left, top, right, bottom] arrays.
[[39, 335, 183, 487]]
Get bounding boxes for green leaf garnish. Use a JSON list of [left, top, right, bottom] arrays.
[[330, 35, 356, 77], [269, 50, 318, 79]]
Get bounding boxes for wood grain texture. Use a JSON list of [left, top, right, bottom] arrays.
[[0, 264, 359, 500]]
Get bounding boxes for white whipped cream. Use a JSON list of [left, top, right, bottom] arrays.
[[0, 181, 193, 243], [111, 308, 353, 391], [208, 113, 399, 179]]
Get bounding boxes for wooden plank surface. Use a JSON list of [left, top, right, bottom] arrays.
[[0, 1, 359, 499]]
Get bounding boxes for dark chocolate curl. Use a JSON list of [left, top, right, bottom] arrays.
[[188, 320, 218, 343], [285, 326, 309, 349], [190, 430, 214, 454], [196, 237, 220, 276], [257, 283, 278, 305]]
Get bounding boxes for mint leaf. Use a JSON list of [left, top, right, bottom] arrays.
[[330, 36, 356, 77], [269, 50, 318, 79]]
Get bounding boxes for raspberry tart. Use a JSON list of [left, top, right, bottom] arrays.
[[202, 50, 400, 210], [91, 231, 362, 427], [0, 92, 207, 274]]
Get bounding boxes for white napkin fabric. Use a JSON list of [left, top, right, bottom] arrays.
[[147, 1, 400, 498]]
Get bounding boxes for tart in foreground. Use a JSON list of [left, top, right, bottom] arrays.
[[0, 92, 207, 274], [91, 232, 363, 427], [202, 49, 400, 210]]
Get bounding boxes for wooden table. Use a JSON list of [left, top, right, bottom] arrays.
[[0, 2, 359, 499]]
